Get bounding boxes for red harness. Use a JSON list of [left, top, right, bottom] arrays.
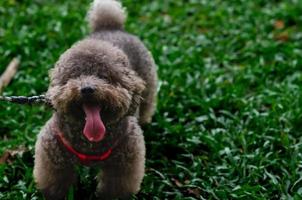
[[53, 126, 112, 165]]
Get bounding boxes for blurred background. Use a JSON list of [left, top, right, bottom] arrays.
[[1, 0, 302, 199]]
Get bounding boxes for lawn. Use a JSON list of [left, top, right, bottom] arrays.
[[1, 0, 302, 199]]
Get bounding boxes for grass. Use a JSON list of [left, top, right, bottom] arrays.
[[1, 0, 302, 199]]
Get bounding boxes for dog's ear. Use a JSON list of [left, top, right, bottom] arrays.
[[119, 68, 146, 115], [118, 67, 145, 93], [45, 85, 60, 109], [46, 84, 73, 112]]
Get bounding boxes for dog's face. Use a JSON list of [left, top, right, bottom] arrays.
[[47, 40, 145, 142]]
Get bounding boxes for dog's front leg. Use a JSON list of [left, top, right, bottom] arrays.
[[33, 125, 76, 200], [96, 117, 146, 200]]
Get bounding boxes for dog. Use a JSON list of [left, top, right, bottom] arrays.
[[33, 0, 157, 199]]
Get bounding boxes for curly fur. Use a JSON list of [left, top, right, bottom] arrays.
[[33, 0, 157, 199]]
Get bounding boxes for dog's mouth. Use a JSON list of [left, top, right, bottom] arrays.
[[83, 104, 106, 143]]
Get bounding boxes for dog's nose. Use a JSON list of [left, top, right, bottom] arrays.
[[81, 86, 95, 95]]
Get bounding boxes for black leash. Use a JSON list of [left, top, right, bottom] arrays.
[[0, 95, 52, 107]]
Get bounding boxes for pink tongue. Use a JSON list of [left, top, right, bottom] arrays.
[[83, 105, 106, 142]]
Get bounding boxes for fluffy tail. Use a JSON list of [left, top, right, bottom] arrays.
[[88, 0, 126, 31]]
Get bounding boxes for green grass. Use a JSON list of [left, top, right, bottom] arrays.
[[1, 0, 302, 199]]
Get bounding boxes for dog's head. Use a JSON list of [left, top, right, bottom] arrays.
[[47, 39, 145, 142]]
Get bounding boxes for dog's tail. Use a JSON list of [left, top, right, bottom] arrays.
[[88, 0, 126, 31]]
